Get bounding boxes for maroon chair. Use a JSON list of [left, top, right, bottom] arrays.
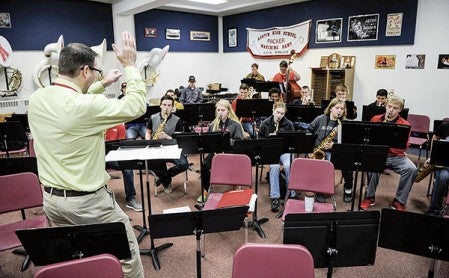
[[0, 172, 47, 271], [407, 114, 431, 166], [281, 158, 336, 221], [232, 243, 315, 278], [34, 254, 123, 278]]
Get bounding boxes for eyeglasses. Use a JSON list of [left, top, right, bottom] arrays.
[[80, 65, 103, 79]]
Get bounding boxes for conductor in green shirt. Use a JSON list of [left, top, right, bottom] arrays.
[[28, 31, 146, 278]]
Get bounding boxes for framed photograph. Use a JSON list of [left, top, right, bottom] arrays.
[[405, 54, 425, 69], [342, 56, 356, 68], [144, 28, 157, 38], [375, 55, 396, 69], [316, 18, 342, 43], [320, 56, 329, 68], [0, 13, 11, 28], [166, 29, 180, 40], [328, 53, 341, 69], [228, 28, 237, 48], [386, 13, 403, 37], [437, 54, 449, 69], [348, 14, 379, 42], [190, 31, 210, 41]]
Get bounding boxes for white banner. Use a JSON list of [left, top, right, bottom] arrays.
[[246, 21, 311, 58]]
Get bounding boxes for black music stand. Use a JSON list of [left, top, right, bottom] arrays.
[[283, 211, 380, 278], [379, 208, 449, 278], [15, 222, 131, 266], [254, 81, 280, 93], [0, 157, 38, 176], [7, 113, 30, 133], [331, 144, 388, 211], [361, 105, 409, 121], [232, 138, 285, 238], [0, 121, 28, 157], [149, 206, 249, 278], [276, 130, 316, 159], [286, 104, 324, 125], [173, 132, 230, 205], [181, 103, 216, 132], [235, 99, 273, 137], [114, 139, 178, 271], [430, 140, 449, 167], [125, 105, 153, 125]]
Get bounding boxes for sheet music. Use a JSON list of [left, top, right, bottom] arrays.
[[105, 145, 182, 162]]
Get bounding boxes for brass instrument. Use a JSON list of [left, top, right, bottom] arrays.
[[0, 67, 22, 95], [137, 45, 169, 87], [415, 162, 437, 183], [152, 113, 168, 140], [309, 120, 340, 160]]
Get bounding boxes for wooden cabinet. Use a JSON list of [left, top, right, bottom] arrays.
[[310, 68, 354, 105]]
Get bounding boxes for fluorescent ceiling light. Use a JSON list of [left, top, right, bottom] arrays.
[[187, 0, 228, 5]]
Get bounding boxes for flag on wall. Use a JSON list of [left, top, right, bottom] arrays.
[[246, 20, 311, 58]]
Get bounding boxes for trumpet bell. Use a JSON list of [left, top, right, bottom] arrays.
[[91, 38, 107, 61]]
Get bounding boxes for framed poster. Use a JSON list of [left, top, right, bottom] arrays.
[[375, 55, 396, 69], [190, 31, 210, 41], [228, 28, 237, 48], [437, 54, 449, 69], [386, 13, 403, 37], [166, 29, 180, 40], [348, 14, 379, 42], [405, 54, 425, 69], [144, 28, 157, 38], [316, 18, 342, 43], [0, 13, 11, 28]]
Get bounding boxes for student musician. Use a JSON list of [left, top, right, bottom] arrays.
[[271, 60, 301, 103], [200, 99, 245, 202], [361, 95, 417, 211], [245, 63, 265, 81], [165, 89, 184, 112], [333, 84, 357, 120], [231, 83, 255, 137], [268, 87, 282, 103], [308, 98, 354, 203], [368, 89, 388, 107], [258, 102, 294, 212], [145, 95, 189, 194]]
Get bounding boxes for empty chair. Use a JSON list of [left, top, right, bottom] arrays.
[[407, 114, 431, 166], [282, 158, 336, 221], [232, 243, 315, 278], [34, 254, 123, 278], [0, 172, 47, 271]]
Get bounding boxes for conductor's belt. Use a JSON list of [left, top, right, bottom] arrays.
[[44, 186, 104, 197]]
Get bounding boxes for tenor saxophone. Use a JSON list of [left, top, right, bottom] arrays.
[[152, 113, 168, 140], [309, 120, 340, 159], [415, 162, 436, 183]]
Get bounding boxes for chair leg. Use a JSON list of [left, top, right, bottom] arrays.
[[426, 172, 434, 197], [12, 247, 31, 271]]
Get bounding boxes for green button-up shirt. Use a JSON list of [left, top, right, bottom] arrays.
[[28, 66, 146, 192]]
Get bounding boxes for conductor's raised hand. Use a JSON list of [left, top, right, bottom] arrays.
[[112, 31, 137, 68]]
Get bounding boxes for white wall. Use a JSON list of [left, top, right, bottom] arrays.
[[2, 0, 448, 123]]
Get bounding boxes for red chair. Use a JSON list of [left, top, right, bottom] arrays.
[[407, 114, 431, 166], [0, 172, 47, 271], [281, 158, 336, 221], [34, 254, 123, 278], [232, 243, 315, 278]]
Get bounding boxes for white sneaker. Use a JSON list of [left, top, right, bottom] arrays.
[[126, 198, 143, 212], [164, 184, 172, 194]]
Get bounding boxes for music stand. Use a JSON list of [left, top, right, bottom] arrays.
[[254, 81, 280, 93], [7, 113, 30, 133], [149, 206, 249, 278], [113, 139, 178, 271], [181, 103, 216, 131], [125, 105, 153, 125], [0, 121, 28, 157], [283, 211, 380, 278], [331, 144, 388, 211], [286, 104, 324, 124], [235, 99, 273, 137], [232, 138, 285, 238], [0, 157, 38, 176], [173, 132, 230, 204], [379, 208, 449, 278], [430, 140, 449, 167], [15, 222, 131, 266], [361, 105, 409, 121]]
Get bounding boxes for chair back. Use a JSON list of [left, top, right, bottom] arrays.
[[407, 114, 430, 134], [288, 158, 335, 195], [0, 172, 43, 214], [34, 254, 123, 278], [232, 243, 314, 278], [210, 153, 252, 188]]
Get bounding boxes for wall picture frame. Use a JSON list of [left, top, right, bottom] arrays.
[[0, 13, 11, 28], [316, 18, 342, 43], [375, 55, 396, 69], [190, 31, 210, 41], [144, 28, 157, 38], [228, 28, 237, 48], [166, 28, 180, 40]]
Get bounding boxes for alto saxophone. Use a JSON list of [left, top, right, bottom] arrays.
[[415, 162, 439, 183], [309, 120, 340, 160], [152, 113, 168, 140]]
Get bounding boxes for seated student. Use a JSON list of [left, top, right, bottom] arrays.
[[361, 95, 418, 211], [200, 99, 245, 202], [179, 75, 203, 104], [368, 89, 388, 107], [105, 124, 142, 212], [165, 89, 184, 112], [245, 63, 265, 81], [231, 83, 255, 137], [425, 121, 449, 216], [258, 102, 295, 212], [268, 87, 282, 103], [145, 95, 189, 194], [308, 98, 353, 203], [333, 84, 357, 120]]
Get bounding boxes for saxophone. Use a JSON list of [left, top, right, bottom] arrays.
[[152, 113, 168, 140], [309, 120, 340, 160], [415, 163, 436, 183]]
